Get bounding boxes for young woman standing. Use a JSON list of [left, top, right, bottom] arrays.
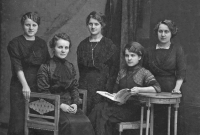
[[7, 12, 50, 135], [77, 11, 118, 115]]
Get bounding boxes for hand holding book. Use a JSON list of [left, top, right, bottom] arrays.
[[96, 88, 136, 103]]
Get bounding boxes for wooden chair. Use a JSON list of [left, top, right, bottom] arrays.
[[25, 92, 60, 135], [25, 89, 87, 135], [78, 89, 87, 114], [117, 106, 149, 135]]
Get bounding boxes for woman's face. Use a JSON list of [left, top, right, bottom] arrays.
[[23, 18, 38, 38], [125, 49, 141, 67], [88, 18, 102, 36], [54, 39, 70, 59], [157, 24, 172, 44]]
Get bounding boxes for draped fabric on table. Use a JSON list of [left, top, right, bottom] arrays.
[[104, 0, 146, 68]]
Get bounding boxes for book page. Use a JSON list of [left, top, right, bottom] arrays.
[[96, 91, 117, 101], [96, 89, 132, 103]]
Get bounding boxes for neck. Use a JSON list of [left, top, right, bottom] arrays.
[[23, 34, 35, 41], [158, 41, 171, 47], [90, 34, 103, 42], [53, 55, 66, 63], [127, 64, 141, 71]]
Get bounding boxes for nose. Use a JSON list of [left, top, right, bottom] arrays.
[[91, 24, 95, 28], [128, 56, 131, 60], [61, 48, 66, 53], [161, 32, 165, 36], [29, 25, 33, 30]]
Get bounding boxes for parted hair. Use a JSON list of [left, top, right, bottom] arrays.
[[123, 41, 144, 66], [86, 11, 106, 28], [123, 41, 144, 57], [154, 19, 178, 38], [21, 12, 40, 25], [49, 33, 72, 48]]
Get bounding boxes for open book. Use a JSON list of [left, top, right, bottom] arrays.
[[96, 88, 132, 103]]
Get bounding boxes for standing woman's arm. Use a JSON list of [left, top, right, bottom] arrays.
[[17, 71, 31, 100], [7, 41, 31, 100], [173, 46, 186, 93], [105, 42, 119, 93]]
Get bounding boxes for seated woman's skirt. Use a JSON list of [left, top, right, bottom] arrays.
[[59, 109, 95, 135]]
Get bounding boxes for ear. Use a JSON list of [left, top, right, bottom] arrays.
[[52, 48, 55, 54], [138, 56, 142, 60]]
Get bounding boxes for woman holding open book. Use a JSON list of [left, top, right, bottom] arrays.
[[89, 41, 161, 135]]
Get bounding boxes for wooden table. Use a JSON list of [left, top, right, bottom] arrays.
[[138, 92, 182, 135]]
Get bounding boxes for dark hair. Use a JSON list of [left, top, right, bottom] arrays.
[[21, 12, 40, 25], [49, 33, 72, 49], [123, 42, 144, 57], [123, 41, 144, 65], [86, 11, 106, 28], [154, 19, 178, 38]]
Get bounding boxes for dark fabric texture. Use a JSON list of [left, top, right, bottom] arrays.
[[89, 65, 160, 135], [144, 43, 186, 135], [77, 36, 119, 115], [144, 43, 186, 92], [37, 58, 95, 135], [7, 35, 50, 135]]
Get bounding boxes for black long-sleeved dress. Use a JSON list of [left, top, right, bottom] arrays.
[[77, 37, 119, 115], [89, 65, 161, 135], [144, 43, 186, 92], [7, 35, 50, 135], [37, 57, 95, 135], [144, 43, 186, 135]]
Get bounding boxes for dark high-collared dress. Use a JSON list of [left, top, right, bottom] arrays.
[[144, 43, 186, 135], [77, 37, 119, 115], [37, 57, 95, 135], [89, 65, 161, 135], [7, 35, 50, 135], [144, 43, 186, 92]]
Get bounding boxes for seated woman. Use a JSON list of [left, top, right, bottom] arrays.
[[37, 33, 94, 135], [89, 41, 161, 135]]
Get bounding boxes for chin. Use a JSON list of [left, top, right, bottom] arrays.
[[27, 34, 36, 37], [59, 56, 67, 59], [127, 64, 135, 67]]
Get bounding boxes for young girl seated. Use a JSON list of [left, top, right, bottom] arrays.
[[37, 33, 94, 135], [89, 41, 161, 135]]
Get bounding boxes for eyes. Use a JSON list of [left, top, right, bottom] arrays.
[[57, 45, 69, 50], [158, 30, 170, 34], [88, 22, 100, 27], [125, 53, 137, 58], [24, 23, 38, 27]]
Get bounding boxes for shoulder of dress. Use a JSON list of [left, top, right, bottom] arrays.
[[79, 37, 89, 45], [102, 37, 115, 45], [8, 36, 23, 48], [175, 44, 184, 49], [39, 62, 50, 71], [9, 35, 23, 43], [118, 68, 127, 75], [77, 37, 89, 50], [101, 37, 117, 53], [171, 43, 184, 53], [36, 36, 46, 42], [65, 60, 73, 66], [138, 67, 152, 74]]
